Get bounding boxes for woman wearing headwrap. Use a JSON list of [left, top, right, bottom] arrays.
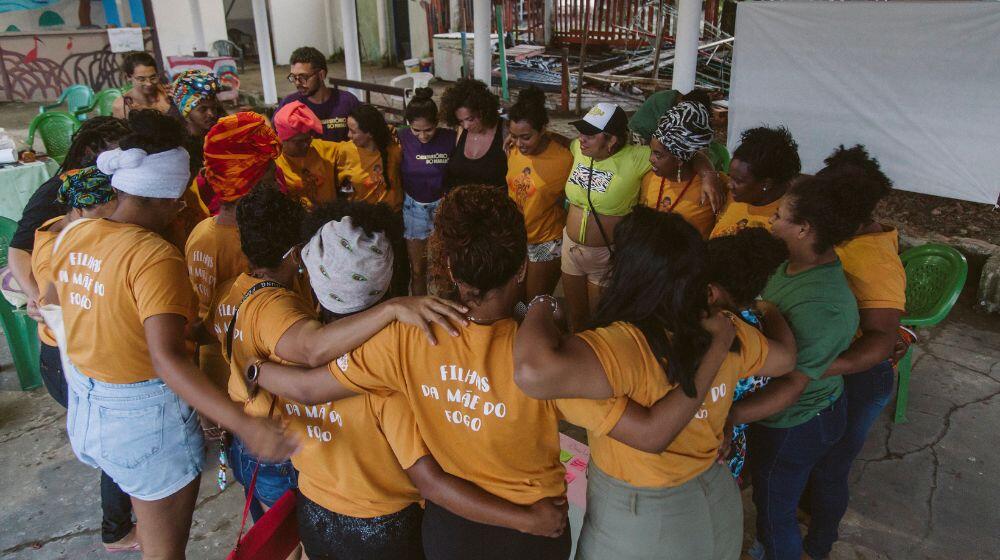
[[185, 112, 280, 390], [46, 110, 297, 559], [638, 101, 722, 239], [274, 100, 343, 207], [29, 167, 139, 554]]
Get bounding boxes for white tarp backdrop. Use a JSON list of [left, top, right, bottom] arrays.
[[727, 2, 1000, 205]]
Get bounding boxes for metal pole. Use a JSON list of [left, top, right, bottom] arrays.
[[650, 0, 666, 79], [473, 0, 491, 83], [250, 0, 278, 104], [575, 0, 591, 114], [459, 0, 469, 78], [495, 4, 509, 100], [339, 0, 364, 97], [672, 0, 701, 93], [560, 47, 569, 113]]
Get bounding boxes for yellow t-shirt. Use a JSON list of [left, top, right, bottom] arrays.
[[276, 139, 341, 207], [560, 314, 770, 488], [709, 195, 782, 239], [506, 141, 573, 244], [336, 142, 404, 212], [184, 217, 248, 321], [835, 226, 906, 311], [225, 273, 316, 417], [31, 216, 64, 347], [639, 171, 721, 239], [289, 392, 429, 518], [329, 320, 567, 505], [51, 219, 196, 383]]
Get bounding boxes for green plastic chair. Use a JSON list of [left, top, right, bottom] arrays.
[[74, 87, 123, 119], [894, 243, 968, 423], [39, 84, 95, 121], [26, 111, 81, 164], [0, 217, 42, 391]]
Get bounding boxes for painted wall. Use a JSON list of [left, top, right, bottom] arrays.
[[148, 0, 228, 60], [0, 0, 108, 33], [354, 0, 381, 63], [0, 28, 152, 101], [266, 0, 343, 65], [408, 0, 429, 58]]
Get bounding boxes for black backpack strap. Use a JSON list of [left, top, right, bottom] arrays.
[[225, 280, 282, 361]]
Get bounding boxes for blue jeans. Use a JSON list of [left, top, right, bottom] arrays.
[[749, 395, 848, 560], [802, 360, 894, 558], [230, 436, 298, 522]]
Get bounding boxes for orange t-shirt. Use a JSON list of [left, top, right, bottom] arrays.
[[51, 219, 196, 383], [225, 273, 316, 417], [639, 171, 720, 239], [506, 141, 573, 244], [276, 139, 341, 208], [560, 314, 770, 487], [336, 142, 404, 212], [709, 194, 782, 239], [185, 217, 248, 321], [288, 391, 429, 518], [834, 226, 906, 311], [329, 320, 567, 505], [31, 216, 64, 347]]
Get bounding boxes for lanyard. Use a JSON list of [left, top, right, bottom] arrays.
[[656, 174, 697, 214]]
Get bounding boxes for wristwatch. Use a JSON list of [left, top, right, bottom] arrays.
[[245, 359, 263, 403]]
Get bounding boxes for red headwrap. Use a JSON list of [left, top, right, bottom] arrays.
[[274, 101, 324, 142], [202, 112, 282, 212]]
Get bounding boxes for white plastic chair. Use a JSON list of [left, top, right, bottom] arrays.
[[390, 72, 434, 105]]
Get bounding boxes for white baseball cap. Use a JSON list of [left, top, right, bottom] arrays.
[[570, 102, 629, 136]]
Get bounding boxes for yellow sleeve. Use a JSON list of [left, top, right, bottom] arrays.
[[255, 291, 316, 357], [555, 397, 628, 437], [732, 316, 770, 379], [132, 248, 197, 323], [574, 323, 649, 397], [372, 393, 430, 469], [328, 321, 405, 395]]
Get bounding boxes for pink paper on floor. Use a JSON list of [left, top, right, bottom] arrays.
[[559, 433, 591, 509]]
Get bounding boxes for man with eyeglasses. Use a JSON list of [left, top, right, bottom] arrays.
[[277, 46, 361, 142]]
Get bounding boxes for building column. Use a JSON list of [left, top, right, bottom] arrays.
[[473, 0, 491, 83], [188, 0, 206, 52], [339, 0, 364, 96], [250, 0, 277, 104], [672, 0, 701, 93]]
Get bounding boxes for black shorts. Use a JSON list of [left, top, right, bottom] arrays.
[[421, 500, 571, 560], [296, 491, 424, 560]]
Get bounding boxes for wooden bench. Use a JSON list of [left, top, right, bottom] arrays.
[[327, 77, 407, 118]]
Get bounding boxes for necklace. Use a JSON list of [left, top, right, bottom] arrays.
[[465, 312, 512, 325]]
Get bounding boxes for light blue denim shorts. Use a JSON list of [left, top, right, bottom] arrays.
[[403, 194, 441, 240], [64, 361, 205, 501]]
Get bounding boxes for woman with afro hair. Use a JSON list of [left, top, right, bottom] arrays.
[[441, 78, 508, 190]]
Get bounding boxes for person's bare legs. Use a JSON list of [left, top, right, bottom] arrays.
[[525, 259, 562, 300], [586, 281, 604, 317], [406, 238, 429, 296], [131, 475, 200, 559], [562, 272, 590, 332]]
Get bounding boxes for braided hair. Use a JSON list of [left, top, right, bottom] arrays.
[[59, 116, 131, 174], [349, 104, 394, 192]]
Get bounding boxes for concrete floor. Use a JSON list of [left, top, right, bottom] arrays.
[[1, 296, 998, 559]]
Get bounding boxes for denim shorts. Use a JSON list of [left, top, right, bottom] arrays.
[[527, 237, 563, 263], [403, 194, 441, 240], [64, 361, 205, 501], [230, 435, 298, 508]]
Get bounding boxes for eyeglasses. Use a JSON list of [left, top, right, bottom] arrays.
[[286, 71, 319, 84], [132, 75, 159, 85]]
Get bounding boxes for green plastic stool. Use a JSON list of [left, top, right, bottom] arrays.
[[0, 217, 42, 390], [894, 243, 968, 423], [26, 111, 81, 164], [74, 87, 123, 119], [40, 84, 95, 121]]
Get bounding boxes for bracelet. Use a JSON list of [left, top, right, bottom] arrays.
[[527, 294, 560, 313]]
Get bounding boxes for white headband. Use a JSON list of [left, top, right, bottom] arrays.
[[301, 216, 394, 314], [96, 147, 191, 199]]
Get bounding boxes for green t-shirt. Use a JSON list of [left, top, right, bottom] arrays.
[[759, 260, 859, 428], [565, 140, 652, 220], [628, 90, 680, 142]]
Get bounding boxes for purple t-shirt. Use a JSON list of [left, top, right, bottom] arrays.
[[398, 127, 457, 203], [277, 89, 361, 142]]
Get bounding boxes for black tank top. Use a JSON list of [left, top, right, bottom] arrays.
[[446, 125, 508, 190]]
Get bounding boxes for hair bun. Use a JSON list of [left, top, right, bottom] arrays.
[[413, 87, 434, 101]]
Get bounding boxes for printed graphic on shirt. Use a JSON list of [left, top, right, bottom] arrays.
[[568, 163, 614, 194], [416, 153, 450, 165], [511, 166, 536, 211], [285, 400, 344, 443], [188, 250, 216, 300], [58, 251, 105, 311], [656, 195, 673, 212], [322, 117, 347, 132]]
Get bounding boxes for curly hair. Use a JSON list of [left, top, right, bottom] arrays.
[[119, 109, 184, 154], [732, 125, 801, 187], [301, 199, 402, 245], [290, 46, 327, 72], [706, 228, 789, 308], [787, 175, 864, 254], [428, 185, 526, 300], [60, 116, 131, 174], [507, 86, 549, 131], [439, 78, 500, 129], [816, 144, 892, 225], [237, 181, 306, 269]]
